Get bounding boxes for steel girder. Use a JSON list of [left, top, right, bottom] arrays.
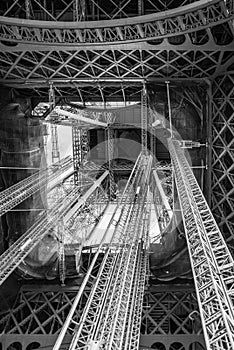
[[0, 0, 204, 21], [140, 286, 205, 349], [141, 84, 148, 154], [0, 1, 233, 46], [51, 154, 152, 350], [169, 139, 234, 349], [0, 171, 109, 286], [0, 156, 72, 217], [63, 155, 152, 350], [51, 125, 60, 164], [211, 74, 234, 252], [0, 0, 233, 102], [72, 126, 83, 186], [0, 286, 88, 350], [0, 48, 233, 102]]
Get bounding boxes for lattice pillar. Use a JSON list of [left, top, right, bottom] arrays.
[[72, 126, 82, 186], [105, 112, 116, 200], [58, 220, 66, 286], [73, 0, 86, 21], [141, 84, 148, 154], [140, 286, 205, 350], [51, 125, 60, 164], [211, 74, 234, 252], [49, 84, 60, 164], [105, 126, 115, 199], [25, 0, 31, 19]]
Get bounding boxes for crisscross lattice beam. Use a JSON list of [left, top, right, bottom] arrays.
[[211, 74, 234, 251]]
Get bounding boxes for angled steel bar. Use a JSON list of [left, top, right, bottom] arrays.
[[0, 171, 109, 286], [54, 107, 108, 127], [152, 170, 173, 220], [0, 156, 72, 217], [52, 154, 145, 350], [169, 139, 234, 350], [66, 154, 152, 350]]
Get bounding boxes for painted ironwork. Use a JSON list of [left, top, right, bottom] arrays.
[[141, 83, 148, 154], [0, 0, 233, 46], [51, 154, 151, 350], [169, 139, 234, 350], [0, 285, 88, 350], [0, 171, 109, 286], [0, 0, 205, 21], [0, 156, 72, 217], [72, 125, 82, 186], [66, 154, 152, 350], [151, 169, 173, 233], [51, 124, 60, 163], [211, 74, 234, 251], [105, 112, 116, 200], [141, 285, 205, 349]]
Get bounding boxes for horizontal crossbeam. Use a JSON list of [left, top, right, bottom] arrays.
[[0, 0, 233, 46]]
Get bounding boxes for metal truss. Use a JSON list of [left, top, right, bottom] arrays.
[[0, 171, 109, 286], [0, 1, 233, 46], [51, 124, 60, 164], [72, 126, 82, 186], [141, 84, 148, 154], [0, 285, 89, 350], [106, 125, 115, 199], [52, 153, 152, 350], [141, 285, 205, 350], [0, 0, 233, 103], [151, 169, 173, 233], [0, 0, 201, 21], [0, 46, 233, 102], [72, 123, 90, 186], [211, 74, 234, 251], [105, 112, 116, 199], [0, 156, 72, 217], [169, 139, 234, 350], [50, 107, 108, 128]]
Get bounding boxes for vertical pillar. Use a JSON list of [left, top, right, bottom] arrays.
[[72, 125, 82, 186], [73, 0, 79, 21], [58, 220, 66, 286], [165, 81, 173, 138], [141, 83, 148, 154], [51, 125, 60, 164], [206, 81, 212, 207], [138, 0, 144, 15], [25, 0, 30, 19], [211, 74, 234, 249], [49, 84, 60, 164], [73, 0, 86, 21]]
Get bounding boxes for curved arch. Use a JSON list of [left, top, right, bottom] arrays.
[[151, 342, 166, 350], [0, 0, 232, 46], [6, 343, 22, 350], [26, 342, 41, 350], [169, 343, 185, 350]]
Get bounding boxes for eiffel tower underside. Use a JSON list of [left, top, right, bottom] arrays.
[[0, 1, 234, 350]]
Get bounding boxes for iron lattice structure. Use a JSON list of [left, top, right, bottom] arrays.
[[211, 74, 234, 253], [0, 286, 88, 349], [0, 1, 234, 350], [141, 285, 205, 350], [169, 139, 234, 349], [0, 0, 233, 102]]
